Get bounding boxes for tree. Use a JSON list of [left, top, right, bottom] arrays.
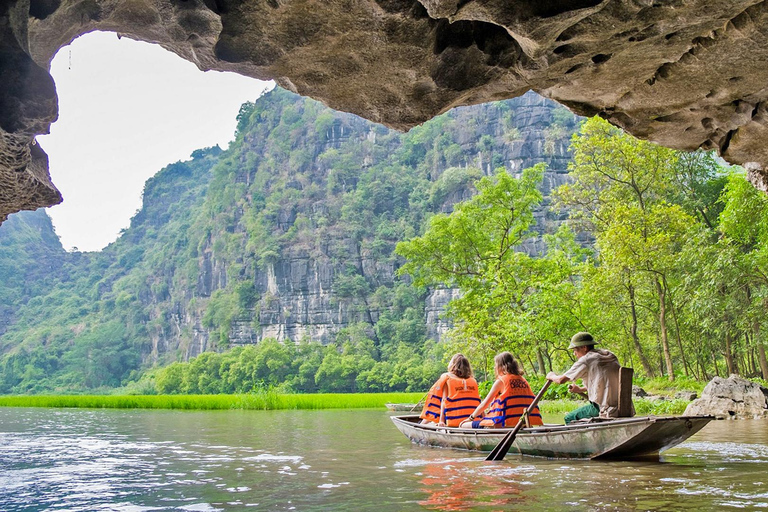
[[556, 117, 700, 380], [712, 173, 768, 378], [397, 164, 547, 364]]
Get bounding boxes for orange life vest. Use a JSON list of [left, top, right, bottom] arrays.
[[443, 376, 481, 427], [483, 374, 543, 427], [419, 374, 481, 426], [420, 373, 450, 423]]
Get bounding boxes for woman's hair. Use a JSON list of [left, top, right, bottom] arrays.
[[448, 353, 473, 379], [494, 351, 523, 376]]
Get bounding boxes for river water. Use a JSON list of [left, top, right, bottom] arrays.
[[0, 408, 766, 511]]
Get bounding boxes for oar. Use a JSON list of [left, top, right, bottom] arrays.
[[409, 391, 430, 413], [485, 380, 551, 461], [573, 390, 589, 401]]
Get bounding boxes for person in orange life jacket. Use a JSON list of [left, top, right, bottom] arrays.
[[419, 353, 481, 427], [459, 352, 543, 429]]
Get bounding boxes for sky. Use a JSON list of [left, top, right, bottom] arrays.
[[38, 31, 273, 252]]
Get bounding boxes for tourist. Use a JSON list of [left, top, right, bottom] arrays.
[[460, 352, 543, 428], [546, 331, 627, 423], [419, 353, 481, 427]]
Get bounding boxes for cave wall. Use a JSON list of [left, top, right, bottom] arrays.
[[4, 0, 768, 222]]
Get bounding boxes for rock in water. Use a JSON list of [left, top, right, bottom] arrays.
[[684, 375, 768, 419]]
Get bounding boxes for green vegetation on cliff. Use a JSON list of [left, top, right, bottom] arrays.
[[2, 87, 766, 397], [0, 89, 576, 394]]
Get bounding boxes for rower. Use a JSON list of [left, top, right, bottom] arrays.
[[546, 332, 634, 424]]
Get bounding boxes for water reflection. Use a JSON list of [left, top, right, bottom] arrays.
[[418, 459, 528, 510], [402, 418, 768, 510]]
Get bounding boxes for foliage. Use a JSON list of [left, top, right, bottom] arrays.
[[398, 165, 555, 374], [5, 87, 766, 399], [142, 335, 445, 394], [398, 115, 767, 388], [635, 375, 706, 395], [2, 88, 574, 394], [549, 118, 741, 381]]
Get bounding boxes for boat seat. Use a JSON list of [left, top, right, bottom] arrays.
[[618, 366, 635, 417]]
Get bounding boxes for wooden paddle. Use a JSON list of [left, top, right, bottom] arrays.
[[485, 380, 551, 461], [409, 391, 430, 412], [573, 390, 589, 401]]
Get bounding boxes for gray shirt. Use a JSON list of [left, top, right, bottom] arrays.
[[564, 349, 621, 418]]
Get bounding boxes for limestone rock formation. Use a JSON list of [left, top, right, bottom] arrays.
[[5, 0, 768, 221], [684, 375, 768, 419], [183, 91, 576, 354]]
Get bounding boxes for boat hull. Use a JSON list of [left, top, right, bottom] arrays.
[[385, 403, 422, 412], [390, 414, 713, 459]]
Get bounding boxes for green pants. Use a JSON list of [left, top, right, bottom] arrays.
[[564, 402, 600, 424]]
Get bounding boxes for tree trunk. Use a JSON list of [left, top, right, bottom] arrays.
[[712, 350, 720, 377], [665, 276, 690, 377], [752, 348, 759, 377], [527, 355, 537, 375], [628, 284, 655, 376], [746, 332, 758, 376], [536, 349, 546, 376], [655, 277, 674, 381], [758, 344, 768, 380], [691, 332, 704, 380], [544, 348, 553, 373], [698, 356, 708, 381], [724, 332, 737, 375], [744, 331, 755, 376]]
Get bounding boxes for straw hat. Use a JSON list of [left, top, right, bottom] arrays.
[[568, 331, 597, 349]]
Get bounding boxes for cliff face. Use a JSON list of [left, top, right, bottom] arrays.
[[0, 89, 578, 390], [0, 209, 66, 337], [163, 90, 578, 357]]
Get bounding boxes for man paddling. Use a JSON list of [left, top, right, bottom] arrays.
[[546, 332, 629, 424]]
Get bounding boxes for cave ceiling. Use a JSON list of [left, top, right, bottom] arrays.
[[3, 0, 768, 222]]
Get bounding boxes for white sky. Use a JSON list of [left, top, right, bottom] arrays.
[[38, 31, 273, 252]]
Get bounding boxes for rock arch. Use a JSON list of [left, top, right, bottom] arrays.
[[4, 0, 768, 221]]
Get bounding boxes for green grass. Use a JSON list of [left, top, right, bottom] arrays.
[[633, 398, 690, 415], [0, 392, 425, 410], [538, 399, 583, 414]]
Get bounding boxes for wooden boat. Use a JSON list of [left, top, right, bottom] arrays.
[[391, 414, 714, 459], [385, 402, 423, 412]]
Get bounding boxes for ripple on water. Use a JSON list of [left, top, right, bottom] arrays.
[[0, 427, 319, 511], [177, 504, 223, 512], [393, 456, 476, 468], [680, 441, 768, 461], [317, 482, 350, 489], [244, 453, 303, 463]]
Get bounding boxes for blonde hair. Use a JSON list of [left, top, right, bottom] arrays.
[[494, 352, 523, 376], [448, 353, 473, 379]]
